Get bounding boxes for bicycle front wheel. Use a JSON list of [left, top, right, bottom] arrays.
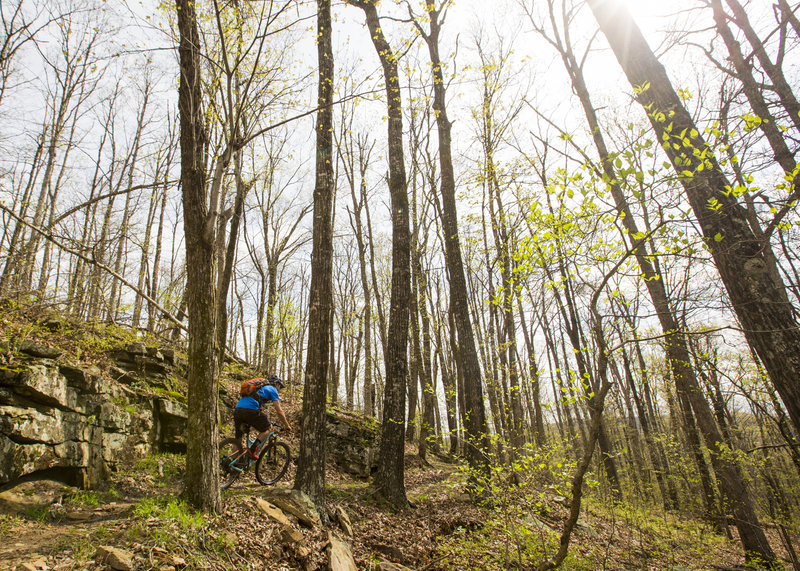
[[255, 441, 291, 485], [219, 438, 244, 490]]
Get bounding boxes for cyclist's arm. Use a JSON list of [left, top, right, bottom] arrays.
[[272, 401, 292, 432]]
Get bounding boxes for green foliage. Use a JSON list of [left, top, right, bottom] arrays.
[[585, 499, 734, 569], [435, 513, 593, 571], [446, 439, 586, 569], [65, 320, 144, 357], [23, 504, 50, 522]]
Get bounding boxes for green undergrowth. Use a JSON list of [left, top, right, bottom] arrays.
[[65, 491, 100, 508], [133, 497, 206, 530], [583, 498, 737, 568], [126, 497, 236, 569], [129, 452, 185, 488], [434, 522, 594, 571]]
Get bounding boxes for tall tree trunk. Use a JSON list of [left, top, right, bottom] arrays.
[[416, 2, 489, 479], [176, 0, 220, 513], [516, 288, 545, 445], [588, 0, 800, 459], [435, 295, 459, 454], [148, 172, 171, 333], [294, 0, 335, 516], [347, 0, 411, 508]]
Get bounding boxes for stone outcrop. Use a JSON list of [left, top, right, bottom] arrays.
[[1, 327, 379, 491], [325, 409, 378, 477], [0, 342, 190, 489]]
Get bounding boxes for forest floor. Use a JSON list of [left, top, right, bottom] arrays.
[[1, 307, 797, 570], [1, 439, 794, 571]]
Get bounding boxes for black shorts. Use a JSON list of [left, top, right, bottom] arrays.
[[233, 407, 270, 437]]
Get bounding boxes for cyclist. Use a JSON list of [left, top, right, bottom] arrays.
[[234, 374, 292, 455]]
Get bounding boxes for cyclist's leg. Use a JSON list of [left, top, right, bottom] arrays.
[[233, 408, 248, 448], [250, 410, 271, 447], [235, 407, 270, 451]]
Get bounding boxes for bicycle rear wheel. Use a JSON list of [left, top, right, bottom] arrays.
[[255, 441, 291, 485], [219, 438, 244, 490]]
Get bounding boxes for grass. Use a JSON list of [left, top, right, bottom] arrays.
[[133, 497, 206, 531], [23, 505, 50, 522], [134, 452, 185, 484], [0, 514, 21, 535], [66, 491, 100, 507]]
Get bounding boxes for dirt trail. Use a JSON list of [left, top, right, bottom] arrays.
[[0, 503, 135, 570]]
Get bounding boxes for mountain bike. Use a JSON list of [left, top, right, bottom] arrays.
[[218, 423, 291, 490]]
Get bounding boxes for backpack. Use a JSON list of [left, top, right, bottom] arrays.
[[240, 378, 268, 398]]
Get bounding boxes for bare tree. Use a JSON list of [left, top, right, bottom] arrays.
[[294, 0, 335, 516], [409, 0, 489, 480], [346, 0, 412, 508]]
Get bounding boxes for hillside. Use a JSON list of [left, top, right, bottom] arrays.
[[0, 307, 796, 570]]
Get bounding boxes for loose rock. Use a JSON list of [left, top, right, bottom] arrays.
[[327, 534, 357, 571], [95, 545, 134, 571]]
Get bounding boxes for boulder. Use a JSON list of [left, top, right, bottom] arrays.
[[126, 342, 146, 356], [18, 341, 62, 360], [370, 543, 406, 563], [333, 505, 354, 537], [280, 525, 305, 545], [161, 348, 176, 365], [39, 312, 66, 331], [256, 498, 294, 528], [0, 479, 77, 514], [325, 410, 378, 477], [575, 519, 600, 539], [155, 398, 187, 452]]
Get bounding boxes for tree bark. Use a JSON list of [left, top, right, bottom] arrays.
[[347, 0, 411, 508], [416, 2, 489, 478], [294, 0, 335, 515], [176, 0, 221, 513]]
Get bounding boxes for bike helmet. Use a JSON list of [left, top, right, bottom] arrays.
[[267, 374, 285, 389]]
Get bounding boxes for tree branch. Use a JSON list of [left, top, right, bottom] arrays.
[[0, 202, 186, 331]]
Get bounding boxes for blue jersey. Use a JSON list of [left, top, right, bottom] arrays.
[[235, 384, 279, 410]]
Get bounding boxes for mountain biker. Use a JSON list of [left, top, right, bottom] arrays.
[[234, 374, 292, 455]]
